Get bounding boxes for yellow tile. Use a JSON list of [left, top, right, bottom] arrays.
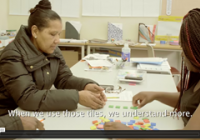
[[144, 124, 151, 127], [104, 119, 110, 122], [95, 122, 100, 125], [90, 126, 96, 130], [134, 117, 139, 120], [100, 117, 105, 120]]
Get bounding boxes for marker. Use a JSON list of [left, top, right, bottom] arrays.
[[40, 118, 45, 122]]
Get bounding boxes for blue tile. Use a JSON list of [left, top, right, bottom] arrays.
[[130, 120, 135, 123], [153, 128, 159, 130], [109, 119, 114, 122], [128, 122, 133, 125], [134, 126, 139, 130], [151, 123, 156, 126], [121, 122, 126, 125]]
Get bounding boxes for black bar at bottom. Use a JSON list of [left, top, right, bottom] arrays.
[[0, 130, 199, 138]]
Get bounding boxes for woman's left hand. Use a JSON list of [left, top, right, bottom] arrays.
[[104, 122, 132, 130], [84, 84, 107, 102]]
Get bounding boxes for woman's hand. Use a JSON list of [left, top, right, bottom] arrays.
[[132, 92, 159, 108], [78, 90, 105, 109], [84, 84, 107, 102]]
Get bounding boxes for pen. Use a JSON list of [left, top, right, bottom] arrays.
[[40, 118, 45, 122]]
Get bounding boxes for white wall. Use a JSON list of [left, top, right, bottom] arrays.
[[0, 0, 8, 30]]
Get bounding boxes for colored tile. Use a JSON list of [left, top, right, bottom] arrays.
[[115, 120, 121, 123], [109, 105, 114, 108], [130, 120, 135, 123], [97, 124, 104, 129], [100, 122, 105, 125], [109, 119, 114, 122], [151, 122, 156, 126], [131, 106, 138, 109], [104, 119, 110, 122], [153, 128, 159, 130], [90, 126, 96, 130], [121, 122, 126, 125], [92, 120, 98, 124], [144, 124, 151, 127], [100, 117, 105, 120], [138, 122, 144, 125], [128, 125, 133, 129], [95, 122, 100, 125], [150, 126, 154, 129], [123, 106, 128, 109], [134, 126, 139, 130], [116, 106, 120, 109], [134, 117, 139, 120], [141, 125, 145, 128], [136, 125, 141, 129], [128, 122, 133, 125], [141, 128, 147, 130], [142, 118, 149, 120], [143, 119, 150, 123]]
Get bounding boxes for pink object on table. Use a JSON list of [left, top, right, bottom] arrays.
[[129, 82, 136, 86]]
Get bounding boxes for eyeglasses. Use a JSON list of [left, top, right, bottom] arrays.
[[105, 86, 126, 94]]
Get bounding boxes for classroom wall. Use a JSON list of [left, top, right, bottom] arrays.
[[7, 0, 158, 42], [0, 0, 8, 30]]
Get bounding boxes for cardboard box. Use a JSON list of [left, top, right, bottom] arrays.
[[61, 50, 78, 68]]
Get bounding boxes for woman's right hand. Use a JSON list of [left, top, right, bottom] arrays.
[[78, 90, 105, 109], [132, 92, 159, 109]]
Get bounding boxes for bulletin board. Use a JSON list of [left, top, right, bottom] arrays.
[[161, 0, 200, 16]]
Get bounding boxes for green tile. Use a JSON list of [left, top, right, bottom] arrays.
[[142, 118, 149, 120], [109, 105, 114, 108], [131, 106, 138, 109], [116, 106, 120, 109], [123, 106, 128, 109], [141, 128, 147, 130]]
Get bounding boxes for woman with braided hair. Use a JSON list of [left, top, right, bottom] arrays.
[[0, 0, 107, 117], [104, 8, 200, 131]]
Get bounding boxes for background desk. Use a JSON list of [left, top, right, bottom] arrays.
[[58, 42, 86, 59], [86, 43, 182, 55]]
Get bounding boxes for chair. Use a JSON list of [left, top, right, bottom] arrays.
[[146, 44, 181, 84]]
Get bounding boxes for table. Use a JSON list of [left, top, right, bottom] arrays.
[[15, 59, 184, 140], [58, 42, 86, 59]]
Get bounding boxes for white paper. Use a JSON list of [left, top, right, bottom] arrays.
[[157, 21, 182, 36], [86, 60, 113, 67], [83, 54, 109, 60], [105, 91, 133, 101], [121, 0, 132, 17], [143, 0, 160, 17], [21, 0, 30, 15], [9, 0, 21, 15], [132, 57, 167, 63], [61, 0, 80, 17]]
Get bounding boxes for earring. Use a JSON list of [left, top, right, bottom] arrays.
[[35, 36, 37, 39]]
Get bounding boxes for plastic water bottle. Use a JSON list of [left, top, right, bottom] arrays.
[[121, 43, 131, 62]]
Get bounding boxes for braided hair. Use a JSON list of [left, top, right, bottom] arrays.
[[174, 8, 200, 112]]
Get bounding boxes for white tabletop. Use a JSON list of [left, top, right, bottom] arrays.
[[16, 60, 183, 140]]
